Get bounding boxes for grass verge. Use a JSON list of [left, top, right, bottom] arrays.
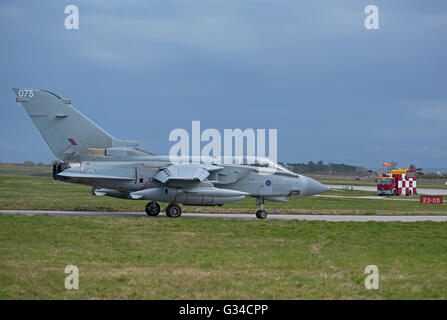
[[0, 214, 446, 299]]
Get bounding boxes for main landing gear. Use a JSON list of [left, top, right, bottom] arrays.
[[145, 201, 160, 216], [166, 203, 182, 218], [256, 197, 268, 220], [145, 202, 182, 218]]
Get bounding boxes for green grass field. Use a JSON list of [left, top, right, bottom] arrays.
[[0, 214, 446, 299], [0, 174, 446, 215]]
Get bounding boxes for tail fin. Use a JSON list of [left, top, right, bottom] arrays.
[[12, 88, 138, 162]]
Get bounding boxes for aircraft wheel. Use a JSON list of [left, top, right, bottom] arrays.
[[145, 202, 160, 216], [52, 161, 60, 180], [256, 210, 267, 220], [166, 204, 182, 218]]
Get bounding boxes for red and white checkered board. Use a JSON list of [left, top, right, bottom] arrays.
[[397, 175, 416, 195]]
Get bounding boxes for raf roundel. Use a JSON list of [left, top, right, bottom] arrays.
[[266, 179, 272, 186]]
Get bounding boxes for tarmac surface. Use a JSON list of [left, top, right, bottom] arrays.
[[1, 210, 447, 222]]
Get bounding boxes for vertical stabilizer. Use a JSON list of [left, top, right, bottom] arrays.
[[12, 88, 131, 162]]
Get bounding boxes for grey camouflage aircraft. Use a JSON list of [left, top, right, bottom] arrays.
[[12, 88, 330, 219]]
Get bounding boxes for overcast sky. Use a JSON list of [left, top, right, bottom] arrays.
[[0, 0, 446, 169]]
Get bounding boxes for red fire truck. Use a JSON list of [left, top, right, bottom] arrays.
[[377, 169, 417, 196]]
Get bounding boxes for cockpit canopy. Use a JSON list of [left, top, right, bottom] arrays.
[[221, 156, 296, 175], [172, 155, 297, 176]]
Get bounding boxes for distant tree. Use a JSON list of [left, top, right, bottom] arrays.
[[23, 160, 35, 166], [287, 160, 363, 174]]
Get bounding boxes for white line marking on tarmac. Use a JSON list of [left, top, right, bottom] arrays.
[[1, 210, 447, 222]]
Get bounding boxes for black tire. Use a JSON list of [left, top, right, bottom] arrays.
[[52, 162, 70, 181], [166, 204, 182, 218], [52, 162, 60, 180], [145, 202, 160, 216], [256, 210, 267, 220]]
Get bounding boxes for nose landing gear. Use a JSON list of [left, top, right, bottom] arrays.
[[256, 197, 268, 219], [256, 209, 267, 219]]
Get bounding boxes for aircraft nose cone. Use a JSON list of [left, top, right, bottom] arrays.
[[303, 177, 331, 196]]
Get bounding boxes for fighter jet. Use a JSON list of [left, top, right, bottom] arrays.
[[12, 88, 330, 219]]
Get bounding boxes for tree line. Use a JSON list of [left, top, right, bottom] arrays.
[[286, 161, 368, 174]]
